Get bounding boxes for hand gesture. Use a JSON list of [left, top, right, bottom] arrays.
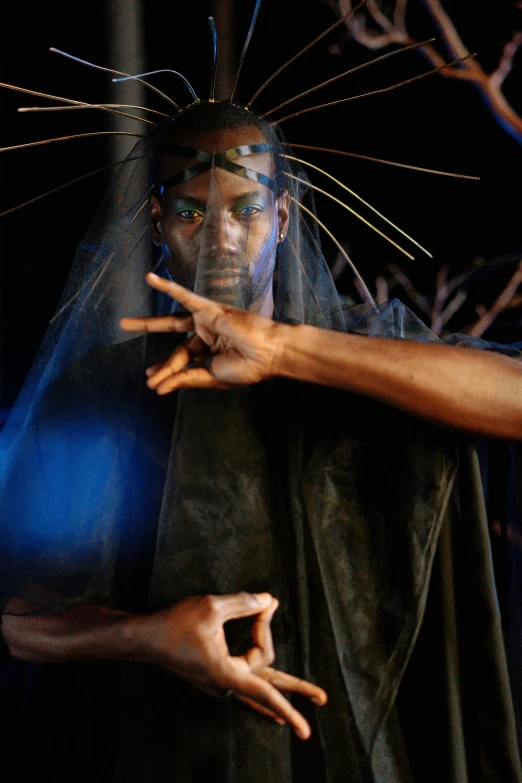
[[120, 273, 287, 394], [135, 591, 326, 739]]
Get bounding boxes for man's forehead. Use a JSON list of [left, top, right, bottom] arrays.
[[157, 124, 276, 193], [162, 125, 269, 158]]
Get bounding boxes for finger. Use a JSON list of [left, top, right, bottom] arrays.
[[147, 344, 193, 389], [213, 592, 273, 623], [145, 273, 223, 313], [245, 598, 278, 673], [147, 335, 210, 388], [227, 671, 311, 740], [155, 367, 231, 394], [120, 314, 194, 333], [260, 668, 328, 706], [232, 693, 285, 725]]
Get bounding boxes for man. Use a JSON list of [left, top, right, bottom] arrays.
[[2, 100, 522, 781]]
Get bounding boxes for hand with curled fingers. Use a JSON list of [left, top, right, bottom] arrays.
[[131, 591, 327, 739], [120, 273, 287, 394]]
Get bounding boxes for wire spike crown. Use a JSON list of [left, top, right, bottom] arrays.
[[246, 0, 369, 108], [208, 16, 218, 102], [263, 38, 435, 118], [18, 103, 169, 119], [0, 157, 140, 220], [113, 70, 198, 102], [0, 81, 154, 124], [292, 197, 377, 310], [0, 132, 143, 156], [286, 172, 414, 260], [49, 48, 182, 112], [283, 144, 480, 180], [274, 53, 477, 124], [282, 154, 432, 257], [230, 0, 264, 102]]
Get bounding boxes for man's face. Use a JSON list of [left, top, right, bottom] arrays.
[[151, 126, 289, 312]]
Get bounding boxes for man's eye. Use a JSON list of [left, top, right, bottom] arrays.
[[176, 209, 203, 220], [237, 205, 261, 217]]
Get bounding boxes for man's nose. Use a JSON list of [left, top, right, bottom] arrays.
[[203, 209, 240, 256]]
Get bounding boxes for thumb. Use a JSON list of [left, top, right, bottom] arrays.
[[215, 592, 273, 623]]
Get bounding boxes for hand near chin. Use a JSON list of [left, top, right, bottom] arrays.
[[120, 273, 285, 394], [134, 592, 327, 739]]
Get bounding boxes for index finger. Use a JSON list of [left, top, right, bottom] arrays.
[[145, 273, 220, 313], [245, 598, 278, 672], [119, 314, 194, 333]]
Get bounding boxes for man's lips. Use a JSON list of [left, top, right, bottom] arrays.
[[200, 268, 248, 288]]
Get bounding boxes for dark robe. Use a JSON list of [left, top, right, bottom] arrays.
[[1, 331, 521, 783]]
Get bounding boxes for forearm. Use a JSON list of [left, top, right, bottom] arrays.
[[276, 324, 522, 440], [2, 597, 141, 663]]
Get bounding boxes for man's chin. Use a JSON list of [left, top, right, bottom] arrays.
[[196, 270, 250, 307]]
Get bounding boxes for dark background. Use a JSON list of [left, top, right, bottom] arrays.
[[1, 0, 521, 408]]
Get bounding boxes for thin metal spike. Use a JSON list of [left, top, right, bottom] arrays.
[[230, 0, 264, 102], [208, 16, 218, 102], [18, 103, 168, 119], [0, 131, 143, 155], [263, 38, 435, 117], [286, 172, 414, 259], [284, 143, 480, 180], [274, 53, 476, 124], [283, 154, 432, 257], [50, 48, 181, 112], [89, 198, 151, 301], [246, 0, 369, 108], [0, 156, 140, 220], [51, 195, 152, 324], [0, 80, 153, 124], [113, 70, 198, 102], [292, 196, 376, 309]]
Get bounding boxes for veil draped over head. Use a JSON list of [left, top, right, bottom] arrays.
[[1, 10, 522, 782], [0, 100, 353, 609]]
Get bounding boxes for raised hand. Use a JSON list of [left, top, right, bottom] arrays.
[[133, 592, 327, 739], [120, 273, 287, 393]]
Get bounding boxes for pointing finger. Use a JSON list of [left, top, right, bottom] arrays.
[[119, 314, 194, 333], [145, 273, 223, 312]]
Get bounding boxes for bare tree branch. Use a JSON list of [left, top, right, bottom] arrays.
[[490, 31, 522, 90], [375, 274, 389, 303], [334, 0, 522, 143], [393, 0, 408, 34], [382, 259, 522, 338], [465, 260, 522, 337], [387, 262, 431, 314], [439, 289, 467, 330], [430, 264, 449, 334]]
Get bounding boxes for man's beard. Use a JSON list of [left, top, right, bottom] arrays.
[[194, 251, 275, 309]]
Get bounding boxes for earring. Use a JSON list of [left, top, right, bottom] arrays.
[[279, 232, 285, 241]]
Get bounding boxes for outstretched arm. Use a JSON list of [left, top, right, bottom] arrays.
[[2, 591, 325, 739], [121, 274, 522, 441]]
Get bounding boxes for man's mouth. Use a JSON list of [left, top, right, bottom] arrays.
[[200, 268, 248, 288]]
